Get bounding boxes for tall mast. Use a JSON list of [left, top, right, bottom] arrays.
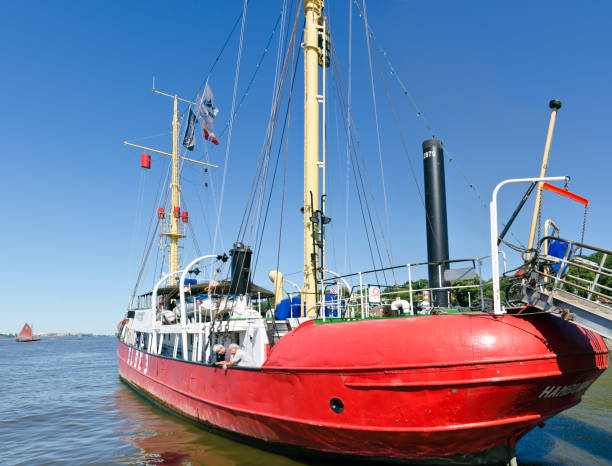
[[302, 0, 324, 316], [167, 95, 183, 284]]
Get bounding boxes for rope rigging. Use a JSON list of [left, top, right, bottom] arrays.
[[355, 0, 528, 254], [216, 11, 284, 139], [210, 0, 249, 283], [251, 35, 300, 277], [234, 1, 302, 246], [192, 0, 252, 102], [246, 30, 301, 279], [128, 153, 173, 307], [352, 0, 489, 212], [344, 0, 353, 276], [361, 0, 395, 270], [329, 39, 397, 283], [329, 63, 386, 283], [366, 29, 441, 253]]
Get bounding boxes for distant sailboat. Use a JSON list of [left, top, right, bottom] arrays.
[[15, 323, 40, 342]]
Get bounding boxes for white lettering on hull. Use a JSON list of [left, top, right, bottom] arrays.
[[124, 346, 149, 375], [538, 379, 594, 398]]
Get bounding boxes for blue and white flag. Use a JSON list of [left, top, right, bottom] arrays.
[[195, 81, 219, 145]]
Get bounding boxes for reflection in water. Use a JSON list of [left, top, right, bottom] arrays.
[[518, 361, 612, 466], [110, 385, 308, 466]]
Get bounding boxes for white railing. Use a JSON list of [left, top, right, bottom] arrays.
[[489, 176, 568, 314], [301, 255, 508, 320], [534, 236, 612, 303]]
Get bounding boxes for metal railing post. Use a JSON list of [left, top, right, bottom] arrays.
[[179, 254, 219, 361], [359, 272, 364, 318], [477, 259, 484, 312], [588, 253, 607, 301], [321, 279, 325, 321], [407, 264, 414, 314], [490, 176, 567, 314], [437, 263, 444, 307]]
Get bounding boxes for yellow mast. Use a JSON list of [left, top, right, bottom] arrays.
[[302, 0, 324, 316], [124, 85, 218, 286], [167, 95, 183, 284]]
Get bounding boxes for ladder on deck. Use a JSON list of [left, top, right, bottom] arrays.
[[519, 237, 612, 339]]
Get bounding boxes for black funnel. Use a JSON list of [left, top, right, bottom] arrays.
[[422, 139, 450, 307], [229, 242, 252, 296]]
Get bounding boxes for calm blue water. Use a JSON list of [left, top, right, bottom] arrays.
[[0, 336, 610, 465]]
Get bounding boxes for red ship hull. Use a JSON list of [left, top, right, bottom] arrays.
[[117, 313, 607, 461]]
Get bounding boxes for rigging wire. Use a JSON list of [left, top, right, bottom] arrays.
[[272, 0, 291, 280], [153, 235, 161, 284], [226, 0, 300, 299], [128, 170, 147, 269], [128, 150, 172, 306], [351, 0, 489, 211], [242, 16, 298, 254], [182, 173, 214, 246], [368, 31, 440, 249], [180, 196, 202, 257], [330, 42, 396, 282], [329, 100, 344, 274], [271, 0, 289, 115], [129, 218, 161, 308], [344, 0, 353, 275], [235, 2, 302, 245], [248, 39, 300, 274], [330, 63, 384, 282], [251, 34, 300, 277], [210, 0, 249, 280], [356, 2, 526, 251], [194, 0, 252, 99], [128, 131, 172, 142], [361, 0, 395, 270], [216, 11, 284, 138], [275, 76, 293, 279]]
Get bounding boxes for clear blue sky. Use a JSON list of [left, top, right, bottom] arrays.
[[1, 0, 610, 334]]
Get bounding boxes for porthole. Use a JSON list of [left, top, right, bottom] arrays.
[[330, 397, 344, 413]]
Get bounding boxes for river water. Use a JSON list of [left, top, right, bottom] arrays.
[[0, 336, 610, 465]]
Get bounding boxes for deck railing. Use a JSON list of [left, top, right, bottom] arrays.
[[533, 236, 612, 304], [286, 255, 507, 320]]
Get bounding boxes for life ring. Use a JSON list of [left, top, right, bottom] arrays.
[[117, 318, 129, 334]]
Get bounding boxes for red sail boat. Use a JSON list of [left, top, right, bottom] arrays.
[[15, 323, 40, 342], [117, 1, 609, 463]]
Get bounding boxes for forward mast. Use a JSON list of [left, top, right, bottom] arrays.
[[124, 85, 217, 285]]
